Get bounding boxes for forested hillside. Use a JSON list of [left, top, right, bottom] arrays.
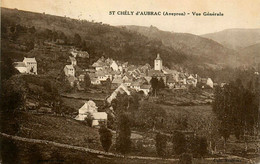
[[123, 25, 241, 68], [1, 7, 258, 83], [1, 7, 189, 69]]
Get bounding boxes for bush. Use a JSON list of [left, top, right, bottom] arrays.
[[99, 126, 113, 152]]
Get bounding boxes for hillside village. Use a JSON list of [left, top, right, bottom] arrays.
[[15, 46, 214, 93], [13, 45, 216, 128]]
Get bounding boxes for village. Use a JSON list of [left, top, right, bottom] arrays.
[[13, 46, 217, 128]]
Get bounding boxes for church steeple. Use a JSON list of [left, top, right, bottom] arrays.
[[154, 53, 162, 71]]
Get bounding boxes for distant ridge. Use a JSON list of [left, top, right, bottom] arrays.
[[201, 28, 260, 50]]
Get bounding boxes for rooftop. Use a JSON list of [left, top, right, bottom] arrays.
[[140, 84, 151, 89], [23, 57, 36, 63], [65, 65, 74, 69], [14, 62, 26, 67], [155, 54, 162, 60]]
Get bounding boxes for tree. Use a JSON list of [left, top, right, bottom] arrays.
[[84, 74, 91, 90], [99, 126, 113, 152], [150, 77, 159, 96], [116, 113, 131, 154], [105, 78, 111, 92], [172, 131, 187, 155], [74, 33, 82, 47], [1, 53, 19, 80], [190, 136, 208, 157], [1, 139, 19, 164], [158, 78, 165, 89], [26, 39, 34, 51], [155, 133, 167, 158], [212, 79, 259, 152], [43, 80, 52, 92]]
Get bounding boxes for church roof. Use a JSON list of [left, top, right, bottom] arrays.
[[148, 70, 165, 77]]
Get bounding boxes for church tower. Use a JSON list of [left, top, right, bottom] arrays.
[[154, 54, 162, 71]]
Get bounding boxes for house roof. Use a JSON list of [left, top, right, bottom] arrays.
[[112, 78, 123, 84], [92, 112, 107, 120], [89, 73, 96, 78], [23, 57, 36, 63], [140, 84, 151, 89], [69, 56, 76, 61], [201, 78, 208, 83], [91, 78, 100, 83], [131, 81, 141, 86], [65, 65, 74, 70], [14, 62, 26, 67], [96, 71, 106, 76], [68, 76, 77, 82], [78, 51, 89, 58], [144, 76, 152, 82], [92, 61, 106, 67], [124, 79, 133, 83], [167, 76, 175, 83], [148, 70, 165, 77], [79, 74, 85, 78]]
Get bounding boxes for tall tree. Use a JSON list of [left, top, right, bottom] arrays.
[[155, 133, 167, 158], [116, 113, 131, 154], [99, 126, 113, 152], [212, 79, 259, 152], [84, 74, 91, 90], [172, 131, 187, 155], [150, 77, 159, 96], [74, 33, 82, 47]]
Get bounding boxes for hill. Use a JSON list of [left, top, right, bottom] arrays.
[[1, 7, 188, 69], [201, 28, 260, 50], [239, 43, 260, 67], [123, 25, 241, 68], [2, 7, 258, 82]]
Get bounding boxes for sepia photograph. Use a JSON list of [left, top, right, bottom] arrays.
[[0, 0, 260, 163]]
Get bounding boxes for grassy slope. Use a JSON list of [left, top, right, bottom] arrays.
[[17, 112, 103, 150]]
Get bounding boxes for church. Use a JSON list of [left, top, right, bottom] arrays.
[[154, 53, 162, 71], [148, 54, 166, 83]]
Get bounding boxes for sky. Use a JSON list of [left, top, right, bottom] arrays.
[[2, 0, 260, 35]]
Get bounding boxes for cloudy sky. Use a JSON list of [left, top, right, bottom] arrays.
[[2, 0, 260, 35]]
